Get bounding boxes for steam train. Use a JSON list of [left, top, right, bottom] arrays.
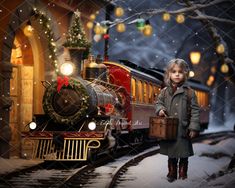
[[22, 57, 210, 161]]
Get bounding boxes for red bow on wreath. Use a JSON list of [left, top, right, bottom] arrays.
[[57, 76, 69, 93]]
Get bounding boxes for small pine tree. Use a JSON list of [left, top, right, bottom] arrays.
[[63, 10, 90, 58]]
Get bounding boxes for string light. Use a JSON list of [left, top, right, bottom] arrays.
[[23, 22, 34, 37], [94, 23, 104, 35], [220, 63, 229, 73], [116, 23, 126, 32], [33, 8, 58, 75], [189, 51, 201, 64], [86, 21, 93, 29], [162, 12, 171, 21], [89, 14, 96, 21], [176, 14, 185, 23], [114, 7, 124, 17], [216, 43, 225, 54], [143, 20, 153, 36], [136, 18, 145, 31]]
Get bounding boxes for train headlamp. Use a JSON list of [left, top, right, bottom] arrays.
[[60, 62, 74, 76], [88, 121, 96, 130], [29, 121, 37, 130]]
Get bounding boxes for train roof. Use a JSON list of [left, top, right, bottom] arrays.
[[104, 60, 162, 84]]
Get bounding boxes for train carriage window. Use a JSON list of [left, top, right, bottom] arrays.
[[131, 78, 136, 102], [143, 81, 148, 103], [149, 83, 153, 103], [137, 80, 143, 103], [195, 90, 209, 107], [153, 85, 161, 101]]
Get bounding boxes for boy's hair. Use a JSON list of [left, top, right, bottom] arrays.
[[164, 58, 189, 85]]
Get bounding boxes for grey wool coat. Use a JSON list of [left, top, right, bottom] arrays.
[[155, 83, 200, 158]]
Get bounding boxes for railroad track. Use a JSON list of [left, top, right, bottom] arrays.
[[1, 131, 234, 188]]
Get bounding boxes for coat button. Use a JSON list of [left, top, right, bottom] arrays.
[[175, 103, 178, 106], [174, 112, 178, 115]]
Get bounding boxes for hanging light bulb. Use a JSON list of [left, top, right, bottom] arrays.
[[94, 23, 104, 35], [189, 51, 201, 64], [216, 44, 225, 54], [176, 14, 185, 24], [220, 63, 229, 73], [116, 23, 126, 32], [162, 12, 171, 21], [23, 21, 34, 37], [143, 20, 153, 37], [89, 14, 96, 21], [210, 66, 216, 74], [136, 18, 145, 31], [86, 21, 93, 29], [114, 7, 124, 17]]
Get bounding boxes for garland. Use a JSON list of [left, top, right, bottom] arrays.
[[33, 8, 59, 75]]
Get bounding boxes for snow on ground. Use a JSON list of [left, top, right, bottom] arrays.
[[117, 137, 235, 188]]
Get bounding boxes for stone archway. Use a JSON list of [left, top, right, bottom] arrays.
[[0, 0, 60, 158]]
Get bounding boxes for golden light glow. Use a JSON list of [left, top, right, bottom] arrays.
[[86, 21, 93, 29], [89, 14, 96, 21], [60, 62, 74, 76], [116, 23, 126, 32], [189, 71, 195, 77], [190, 51, 201, 64], [220, 63, 229, 73], [211, 66, 216, 74], [143, 25, 153, 36], [94, 23, 104, 35], [207, 75, 215, 86], [23, 25, 34, 37], [162, 12, 171, 21], [114, 7, 124, 17], [216, 44, 225, 54], [176, 14, 185, 24]]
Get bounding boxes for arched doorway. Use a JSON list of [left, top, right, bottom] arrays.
[[9, 23, 45, 158]]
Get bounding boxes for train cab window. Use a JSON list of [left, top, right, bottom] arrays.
[[131, 78, 136, 102], [143, 81, 148, 103], [137, 80, 143, 103], [149, 83, 153, 103]]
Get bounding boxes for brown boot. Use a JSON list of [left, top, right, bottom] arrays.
[[179, 160, 188, 180], [167, 158, 177, 182]]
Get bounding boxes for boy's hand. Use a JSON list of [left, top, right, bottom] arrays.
[[189, 130, 199, 139], [159, 109, 168, 117]]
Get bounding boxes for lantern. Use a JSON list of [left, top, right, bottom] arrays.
[[189, 51, 201, 64]]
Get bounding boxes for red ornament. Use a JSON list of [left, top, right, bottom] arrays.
[[103, 34, 110, 40]]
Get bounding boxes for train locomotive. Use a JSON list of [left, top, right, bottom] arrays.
[[22, 56, 210, 161]]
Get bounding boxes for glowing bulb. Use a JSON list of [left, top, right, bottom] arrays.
[[60, 62, 74, 76], [216, 44, 225, 54], [189, 51, 201, 64], [162, 13, 171, 21], [23, 25, 34, 37], [88, 121, 96, 130], [86, 21, 93, 29], [116, 23, 126, 32], [143, 25, 153, 36], [114, 7, 124, 17], [220, 63, 229, 73], [189, 71, 195, 77], [176, 14, 185, 24]]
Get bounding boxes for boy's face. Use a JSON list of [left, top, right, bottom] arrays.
[[169, 65, 184, 84]]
